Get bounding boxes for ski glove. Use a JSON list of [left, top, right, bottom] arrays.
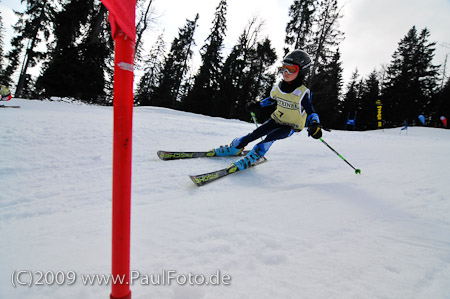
[[246, 100, 260, 112], [307, 113, 322, 139]]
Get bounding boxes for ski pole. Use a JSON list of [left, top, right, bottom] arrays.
[[319, 138, 361, 174], [250, 112, 259, 128], [250, 112, 264, 141]]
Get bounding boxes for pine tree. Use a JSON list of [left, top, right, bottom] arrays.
[[253, 38, 278, 100], [135, 33, 166, 106], [215, 17, 277, 120], [308, 0, 344, 86], [284, 0, 316, 53], [310, 49, 343, 128], [214, 43, 243, 118], [152, 14, 199, 108], [81, 2, 112, 104], [284, 0, 344, 127], [219, 21, 261, 119], [358, 70, 380, 130], [416, 28, 440, 116], [36, 0, 111, 103], [245, 38, 278, 122], [234, 37, 277, 121], [2, 0, 57, 95], [382, 26, 439, 126], [339, 69, 361, 129], [182, 0, 227, 115]]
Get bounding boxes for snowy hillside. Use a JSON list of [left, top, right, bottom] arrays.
[[1, 99, 450, 299]]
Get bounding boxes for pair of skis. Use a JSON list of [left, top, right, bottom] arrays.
[[157, 150, 267, 187]]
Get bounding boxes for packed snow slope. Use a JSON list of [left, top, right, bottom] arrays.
[[1, 99, 450, 299]]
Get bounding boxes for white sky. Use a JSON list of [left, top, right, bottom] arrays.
[[1, 0, 449, 87]]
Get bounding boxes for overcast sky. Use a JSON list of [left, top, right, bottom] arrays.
[[1, 0, 449, 86]]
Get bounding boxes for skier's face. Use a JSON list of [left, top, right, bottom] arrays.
[[281, 63, 299, 82], [282, 68, 298, 82]]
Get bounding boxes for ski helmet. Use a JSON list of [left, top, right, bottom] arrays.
[[283, 50, 312, 74]]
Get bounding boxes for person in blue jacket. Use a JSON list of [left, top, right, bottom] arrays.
[[213, 49, 322, 171]]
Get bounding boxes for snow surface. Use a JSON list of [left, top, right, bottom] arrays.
[[1, 98, 450, 299]]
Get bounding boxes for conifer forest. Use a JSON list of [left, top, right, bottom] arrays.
[[0, 0, 449, 130]]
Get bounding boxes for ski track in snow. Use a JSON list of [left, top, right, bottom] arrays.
[[1, 99, 450, 299]]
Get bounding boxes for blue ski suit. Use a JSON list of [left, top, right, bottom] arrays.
[[233, 81, 319, 157]]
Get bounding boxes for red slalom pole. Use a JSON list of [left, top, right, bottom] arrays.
[[111, 30, 135, 299]]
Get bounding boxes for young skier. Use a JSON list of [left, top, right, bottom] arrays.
[[213, 49, 323, 171], [1, 85, 12, 101]]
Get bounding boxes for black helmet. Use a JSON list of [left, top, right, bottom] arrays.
[[283, 49, 312, 74]]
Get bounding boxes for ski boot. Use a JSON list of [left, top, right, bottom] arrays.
[[232, 148, 262, 171], [213, 138, 244, 157]]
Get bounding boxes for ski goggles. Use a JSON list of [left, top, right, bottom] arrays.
[[281, 63, 299, 74]]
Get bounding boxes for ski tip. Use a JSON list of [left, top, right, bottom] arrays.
[[189, 169, 228, 187], [156, 151, 165, 160], [189, 175, 206, 187], [157, 151, 179, 160]]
